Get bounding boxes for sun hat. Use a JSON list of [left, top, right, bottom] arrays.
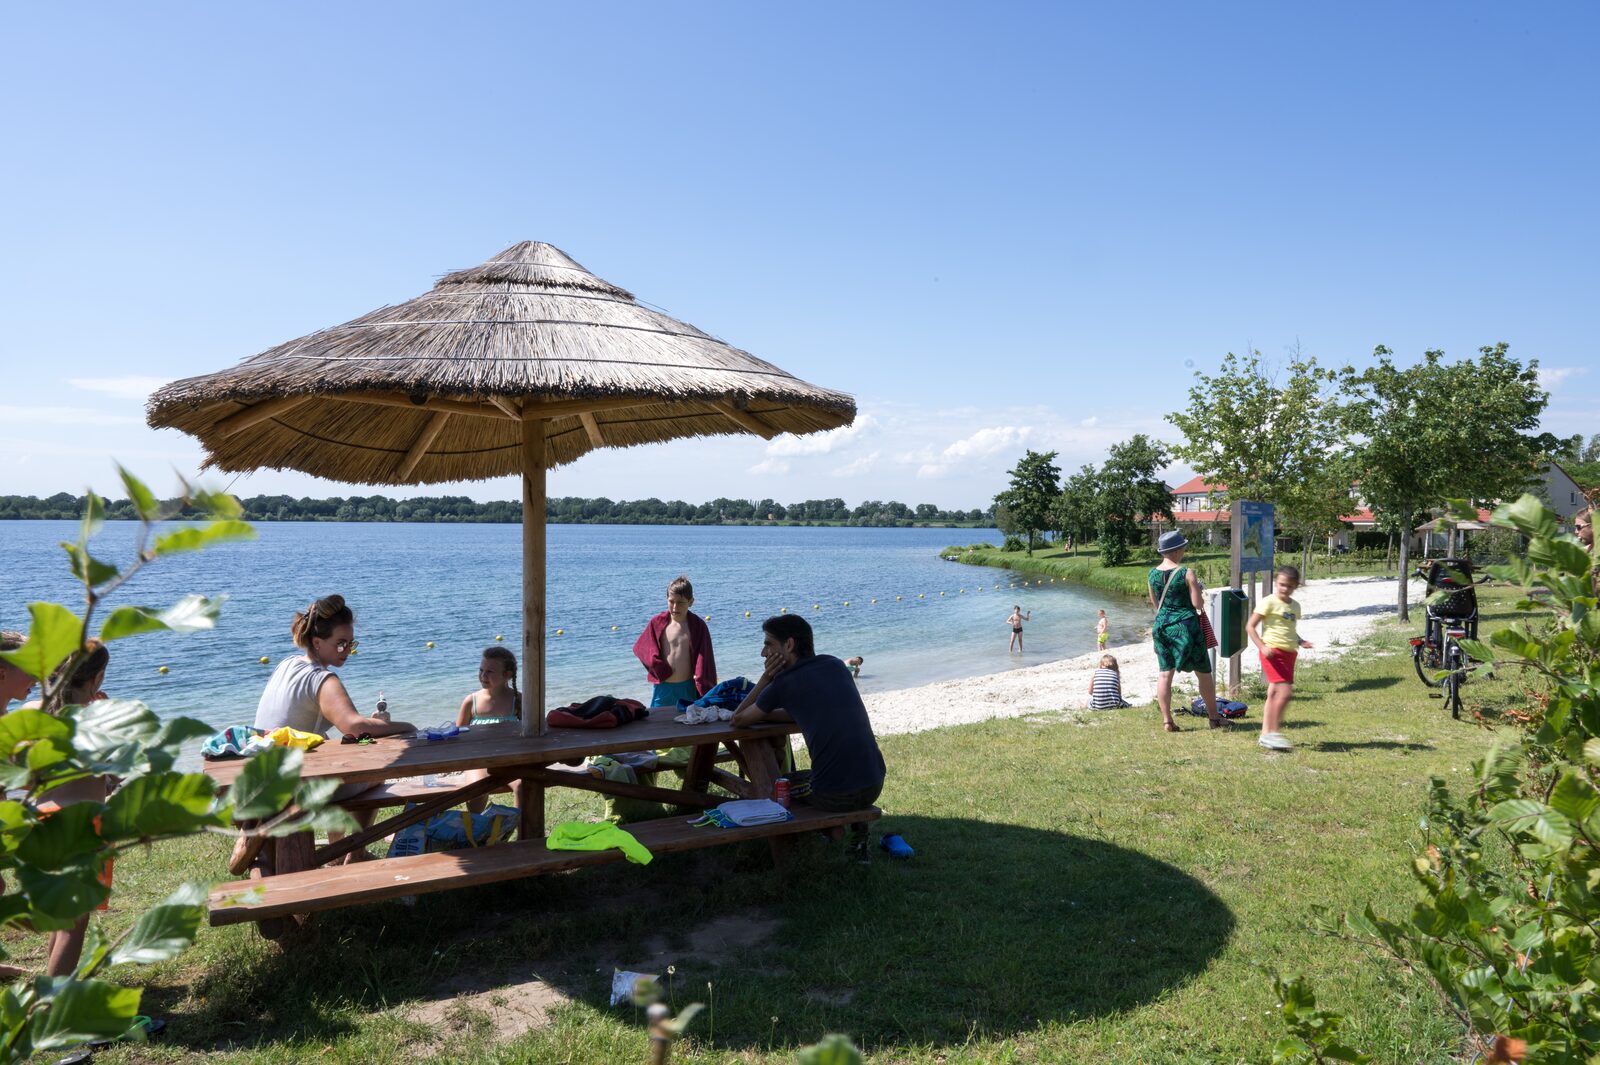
[[1157, 530, 1189, 553]]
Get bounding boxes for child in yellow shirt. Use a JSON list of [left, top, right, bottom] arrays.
[[1248, 565, 1314, 752]]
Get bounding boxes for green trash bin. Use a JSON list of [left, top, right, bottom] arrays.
[[1210, 589, 1249, 658]]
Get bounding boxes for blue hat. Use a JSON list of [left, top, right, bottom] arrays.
[[1157, 530, 1189, 553]]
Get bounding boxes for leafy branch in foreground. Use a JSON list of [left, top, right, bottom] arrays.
[[0, 467, 350, 1062], [1275, 493, 1598, 1064]]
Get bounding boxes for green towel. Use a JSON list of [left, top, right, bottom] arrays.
[[546, 821, 653, 865]]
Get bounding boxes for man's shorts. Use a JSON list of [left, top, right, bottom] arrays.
[[1261, 647, 1298, 684], [1097, 633, 1109, 648]]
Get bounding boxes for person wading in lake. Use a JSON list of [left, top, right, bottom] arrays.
[[1148, 531, 1223, 732]]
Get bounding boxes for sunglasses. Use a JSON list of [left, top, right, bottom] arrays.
[[316, 635, 358, 653]]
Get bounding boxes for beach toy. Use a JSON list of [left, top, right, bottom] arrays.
[[157, 665, 169, 674], [421, 723, 469, 741], [426, 641, 435, 648], [259, 656, 270, 665]]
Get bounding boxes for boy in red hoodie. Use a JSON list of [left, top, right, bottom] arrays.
[[633, 575, 717, 708]]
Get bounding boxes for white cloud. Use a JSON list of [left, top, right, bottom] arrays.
[[1538, 367, 1587, 391], [747, 457, 790, 476], [1080, 415, 1099, 427], [831, 450, 880, 477], [765, 414, 876, 458], [940, 425, 1033, 461], [67, 376, 171, 400], [916, 463, 949, 479], [0, 405, 145, 427]]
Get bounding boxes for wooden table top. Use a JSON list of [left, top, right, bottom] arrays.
[[200, 709, 798, 788]]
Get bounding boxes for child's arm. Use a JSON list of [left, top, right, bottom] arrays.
[[1247, 611, 1266, 653], [1087, 674, 1097, 696], [455, 693, 474, 727]]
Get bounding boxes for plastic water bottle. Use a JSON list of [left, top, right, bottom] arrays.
[[374, 690, 389, 721]]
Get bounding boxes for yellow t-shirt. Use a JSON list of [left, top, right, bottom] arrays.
[[1256, 594, 1303, 651]]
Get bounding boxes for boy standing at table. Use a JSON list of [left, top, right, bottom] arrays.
[[633, 575, 717, 708]]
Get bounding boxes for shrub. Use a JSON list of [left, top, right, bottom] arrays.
[[1002, 535, 1026, 553]]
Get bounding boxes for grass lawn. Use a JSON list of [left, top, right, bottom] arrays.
[[4, 594, 1533, 1063], [941, 541, 1401, 599]]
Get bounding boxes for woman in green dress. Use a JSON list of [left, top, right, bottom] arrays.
[[1148, 530, 1222, 732]]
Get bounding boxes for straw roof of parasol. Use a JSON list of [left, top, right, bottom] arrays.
[[146, 241, 855, 483]]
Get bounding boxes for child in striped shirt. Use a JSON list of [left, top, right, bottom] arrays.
[[1087, 654, 1132, 709]]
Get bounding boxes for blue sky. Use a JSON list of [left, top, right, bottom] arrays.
[[3, 3, 1595, 509]]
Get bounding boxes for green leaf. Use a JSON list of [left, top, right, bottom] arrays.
[[0, 709, 72, 760], [228, 745, 302, 820], [67, 698, 160, 756], [0, 603, 83, 685], [16, 866, 110, 926], [193, 489, 244, 521], [60, 542, 119, 588], [15, 802, 104, 870], [293, 776, 343, 812], [152, 520, 253, 555], [116, 464, 160, 522], [98, 593, 226, 642], [1494, 493, 1558, 539], [28, 977, 142, 1050], [1528, 535, 1592, 578], [1585, 738, 1600, 767], [1547, 770, 1600, 824], [101, 772, 221, 839], [108, 882, 206, 966], [78, 491, 105, 546], [796, 1033, 865, 1065], [1487, 798, 1574, 849]]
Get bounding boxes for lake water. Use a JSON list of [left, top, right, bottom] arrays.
[[2, 521, 1145, 733]]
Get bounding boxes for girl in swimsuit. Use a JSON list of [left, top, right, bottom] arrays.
[[456, 646, 522, 812]]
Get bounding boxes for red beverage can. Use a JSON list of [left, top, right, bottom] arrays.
[[773, 777, 790, 808]]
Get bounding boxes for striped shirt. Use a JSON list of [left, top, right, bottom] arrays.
[[1088, 668, 1125, 709]]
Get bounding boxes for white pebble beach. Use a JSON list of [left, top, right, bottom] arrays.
[[860, 574, 1425, 735]]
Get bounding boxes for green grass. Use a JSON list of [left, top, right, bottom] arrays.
[[942, 541, 1401, 599], [3, 594, 1535, 1063]]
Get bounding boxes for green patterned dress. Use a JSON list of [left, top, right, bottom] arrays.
[[1148, 566, 1212, 674]]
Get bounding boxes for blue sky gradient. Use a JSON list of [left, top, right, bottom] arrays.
[[3, 3, 1595, 507]]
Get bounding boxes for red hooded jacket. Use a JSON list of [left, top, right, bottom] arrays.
[[632, 611, 717, 696]]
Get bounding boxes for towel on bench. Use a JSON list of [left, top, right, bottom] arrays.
[[546, 821, 653, 864]]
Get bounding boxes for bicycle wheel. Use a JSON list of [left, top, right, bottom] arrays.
[[1413, 644, 1432, 686], [1445, 648, 1463, 719]]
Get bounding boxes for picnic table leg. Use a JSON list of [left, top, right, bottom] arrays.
[[519, 778, 546, 841], [684, 742, 717, 794], [735, 738, 796, 871], [273, 831, 318, 929]]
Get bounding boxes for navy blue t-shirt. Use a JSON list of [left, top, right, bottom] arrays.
[[757, 654, 885, 795]]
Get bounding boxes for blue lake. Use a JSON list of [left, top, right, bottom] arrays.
[[2, 521, 1144, 732]]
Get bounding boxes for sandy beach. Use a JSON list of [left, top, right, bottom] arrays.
[[861, 574, 1423, 734]]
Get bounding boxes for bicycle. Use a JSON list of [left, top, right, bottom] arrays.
[[1408, 557, 1486, 719]]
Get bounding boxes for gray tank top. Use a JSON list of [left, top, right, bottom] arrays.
[[254, 656, 332, 734]]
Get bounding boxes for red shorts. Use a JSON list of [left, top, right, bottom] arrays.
[[1261, 647, 1298, 684]]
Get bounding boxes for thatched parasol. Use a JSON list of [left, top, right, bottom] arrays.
[[148, 241, 855, 737]]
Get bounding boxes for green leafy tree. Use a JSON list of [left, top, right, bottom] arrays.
[[1286, 494, 1598, 1062], [1050, 464, 1101, 555], [1341, 344, 1556, 619], [1166, 349, 1353, 575], [994, 450, 1061, 555], [1093, 435, 1173, 567], [0, 469, 347, 1062]]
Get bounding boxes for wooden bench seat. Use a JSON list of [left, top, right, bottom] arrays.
[[209, 805, 881, 926]]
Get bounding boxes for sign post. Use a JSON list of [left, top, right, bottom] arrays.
[[1228, 500, 1275, 698]]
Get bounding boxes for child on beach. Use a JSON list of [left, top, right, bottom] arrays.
[[1095, 609, 1109, 651], [633, 575, 717, 707], [1248, 564, 1314, 752], [456, 646, 522, 811], [1007, 605, 1032, 653], [1087, 654, 1133, 709]]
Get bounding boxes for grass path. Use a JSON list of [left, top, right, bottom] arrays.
[[4, 596, 1531, 1063]]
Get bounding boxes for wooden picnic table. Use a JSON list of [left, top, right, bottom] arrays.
[[203, 710, 877, 935]]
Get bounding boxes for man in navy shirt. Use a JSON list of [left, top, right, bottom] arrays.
[[733, 615, 885, 859]]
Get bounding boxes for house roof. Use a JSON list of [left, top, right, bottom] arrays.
[[1170, 475, 1216, 495]]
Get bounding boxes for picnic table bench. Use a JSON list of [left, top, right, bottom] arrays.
[[202, 710, 878, 934]]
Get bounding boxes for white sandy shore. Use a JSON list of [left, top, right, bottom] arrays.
[[860, 574, 1423, 734]]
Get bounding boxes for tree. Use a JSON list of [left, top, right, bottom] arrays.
[[994, 450, 1061, 555], [1167, 349, 1354, 575], [1094, 435, 1173, 567], [1050, 464, 1101, 555], [1341, 343, 1556, 619]]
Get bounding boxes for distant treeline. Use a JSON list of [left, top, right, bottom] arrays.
[[0, 493, 995, 528]]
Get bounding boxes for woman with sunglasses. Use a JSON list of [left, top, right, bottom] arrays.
[[254, 594, 413, 741]]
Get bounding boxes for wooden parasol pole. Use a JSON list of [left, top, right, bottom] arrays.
[[521, 412, 547, 737]]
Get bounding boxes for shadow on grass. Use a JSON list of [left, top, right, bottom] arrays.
[[161, 818, 1235, 1053], [1338, 677, 1400, 693], [1309, 740, 1435, 753]]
